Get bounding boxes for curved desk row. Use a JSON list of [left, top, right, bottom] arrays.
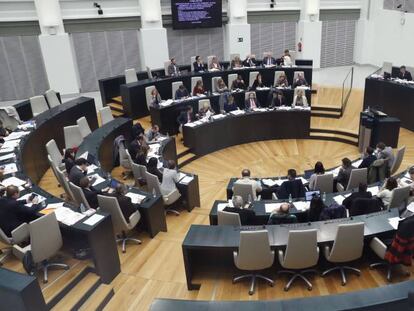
[[183, 109, 311, 156], [150, 280, 414, 311], [182, 209, 398, 290], [119, 65, 313, 119]]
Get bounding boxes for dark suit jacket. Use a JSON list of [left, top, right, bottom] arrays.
[[262, 57, 276, 66], [69, 166, 87, 187], [398, 71, 413, 81], [336, 166, 354, 188], [147, 166, 163, 182], [277, 179, 306, 200], [359, 155, 377, 169], [268, 95, 287, 107], [243, 58, 257, 67], [293, 78, 308, 88], [245, 98, 260, 110], [82, 187, 101, 210], [128, 139, 140, 160], [193, 62, 205, 72], [134, 153, 148, 166], [175, 88, 189, 100], [0, 198, 40, 236], [177, 111, 195, 125], [63, 158, 75, 173], [342, 191, 372, 210], [131, 123, 145, 138], [224, 101, 238, 113], [231, 80, 246, 90], [251, 80, 265, 90], [349, 198, 382, 216], [112, 194, 137, 223], [223, 206, 256, 225]]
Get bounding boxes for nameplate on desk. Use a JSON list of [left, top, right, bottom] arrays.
[[83, 214, 105, 226]]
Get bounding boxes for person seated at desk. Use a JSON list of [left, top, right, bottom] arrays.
[[177, 106, 195, 128], [131, 122, 145, 139], [245, 92, 261, 110], [62, 148, 76, 173], [69, 158, 89, 186], [243, 54, 257, 67], [209, 56, 221, 71], [342, 183, 373, 210], [129, 134, 148, 159], [198, 101, 215, 119], [175, 84, 189, 100], [0, 120, 10, 144], [275, 72, 289, 88], [231, 75, 246, 90], [134, 145, 149, 166], [145, 124, 161, 142], [268, 90, 287, 108], [160, 160, 179, 196], [292, 89, 309, 107], [0, 185, 40, 237], [233, 169, 262, 197], [223, 195, 256, 226], [150, 88, 162, 108], [308, 196, 326, 222], [79, 176, 103, 210], [223, 94, 239, 113], [398, 65, 412, 81], [251, 73, 265, 90], [377, 177, 398, 208], [262, 52, 276, 66], [167, 57, 180, 77], [277, 169, 306, 199], [147, 157, 163, 183], [110, 184, 137, 223], [281, 49, 293, 66], [193, 56, 205, 72], [308, 161, 326, 190], [334, 157, 354, 191], [292, 73, 309, 88], [192, 80, 205, 96], [359, 146, 376, 169], [216, 78, 229, 93], [376, 142, 395, 177], [267, 203, 297, 225], [231, 55, 243, 69]]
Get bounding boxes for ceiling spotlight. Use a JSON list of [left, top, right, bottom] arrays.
[[94, 2, 103, 15]]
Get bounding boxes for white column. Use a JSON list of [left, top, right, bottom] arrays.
[[224, 0, 251, 61], [138, 0, 169, 70], [34, 0, 80, 95], [297, 0, 322, 68], [354, 0, 374, 65]]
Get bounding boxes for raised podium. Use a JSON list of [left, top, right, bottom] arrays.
[[358, 110, 400, 152]]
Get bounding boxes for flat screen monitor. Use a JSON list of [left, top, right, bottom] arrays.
[[171, 0, 222, 30], [305, 190, 320, 201]]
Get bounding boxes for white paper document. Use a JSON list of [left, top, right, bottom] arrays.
[[333, 195, 345, 205], [407, 202, 414, 213], [265, 203, 283, 213], [19, 192, 47, 207], [0, 153, 15, 162], [211, 114, 226, 120], [83, 214, 105, 226], [294, 201, 311, 211], [77, 151, 88, 160], [353, 159, 363, 167], [54, 207, 85, 226], [3, 131, 30, 141], [125, 192, 146, 204], [328, 166, 341, 177], [262, 179, 278, 187], [184, 122, 197, 127], [368, 186, 380, 196], [2, 163, 18, 175], [217, 203, 228, 211], [1, 139, 20, 149], [388, 217, 402, 230], [87, 164, 99, 174], [1, 176, 26, 187], [179, 176, 194, 185], [230, 110, 245, 115], [0, 147, 15, 153], [89, 174, 106, 186]]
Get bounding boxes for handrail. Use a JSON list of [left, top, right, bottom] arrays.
[[340, 66, 354, 117]]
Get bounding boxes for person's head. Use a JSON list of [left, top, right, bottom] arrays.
[[232, 195, 244, 209], [171, 58, 176, 64], [248, 92, 255, 99], [279, 203, 291, 214], [297, 73, 303, 79], [152, 124, 159, 133], [279, 72, 286, 79], [178, 84, 185, 91], [341, 157, 352, 169], [187, 106, 193, 113], [64, 148, 75, 160], [366, 146, 374, 156], [217, 78, 224, 86], [212, 56, 218, 63], [151, 88, 158, 96], [241, 169, 251, 178], [358, 183, 368, 193], [385, 177, 398, 191], [168, 160, 176, 170], [314, 161, 325, 174], [195, 79, 203, 88], [237, 74, 243, 81], [256, 73, 262, 81], [400, 65, 406, 73], [409, 166, 414, 179], [138, 134, 145, 143], [376, 142, 386, 151], [114, 183, 127, 196], [75, 158, 89, 170], [196, 55, 201, 62], [79, 176, 91, 189], [297, 89, 304, 97], [6, 185, 19, 199], [287, 169, 297, 180], [284, 49, 290, 55], [234, 56, 240, 62], [202, 101, 210, 110], [267, 51, 272, 57], [147, 157, 159, 169]]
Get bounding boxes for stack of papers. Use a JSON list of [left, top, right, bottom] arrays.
[[3, 131, 30, 141], [276, 106, 292, 110], [39, 202, 65, 215], [0, 147, 15, 153], [388, 217, 402, 230], [83, 214, 105, 226], [2, 163, 18, 175], [262, 179, 278, 187], [160, 99, 173, 107], [54, 206, 85, 226], [1, 139, 20, 149], [179, 176, 194, 185], [0, 153, 16, 162], [256, 87, 270, 91], [212, 114, 226, 120], [217, 203, 228, 211], [252, 108, 267, 112], [125, 192, 147, 204], [368, 186, 380, 196], [265, 203, 283, 213], [184, 122, 197, 128], [294, 201, 311, 211], [89, 174, 106, 186], [230, 110, 245, 116], [20, 192, 47, 207], [86, 164, 99, 174], [1, 176, 26, 187]]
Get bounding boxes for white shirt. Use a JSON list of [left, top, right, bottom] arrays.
[[377, 189, 393, 207], [160, 168, 179, 195]]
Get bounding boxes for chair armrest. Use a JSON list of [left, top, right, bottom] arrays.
[[278, 250, 284, 265], [324, 245, 331, 260], [370, 237, 387, 260], [11, 223, 29, 244], [128, 211, 141, 227]]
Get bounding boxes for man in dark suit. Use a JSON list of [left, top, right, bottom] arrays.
[[223, 195, 256, 225], [277, 169, 306, 199], [0, 186, 40, 237], [398, 66, 413, 81], [342, 183, 373, 210], [177, 106, 195, 127], [193, 56, 205, 72], [262, 52, 276, 66], [68, 158, 89, 187], [111, 184, 137, 223], [268, 90, 287, 107], [174, 85, 189, 100], [292, 73, 309, 88], [245, 92, 261, 110], [79, 176, 102, 210], [243, 54, 257, 67], [359, 146, 377, 169], [167, 58, 180, 77]]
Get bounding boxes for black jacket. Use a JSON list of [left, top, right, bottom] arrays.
[[342, 191, 372, 210], [193, 62, 205, 72], [349, 197, 382, 216], [277, 179, 306, 200], [359, 155, 377, 169], [177, 111, 195, 125], [0, 198, 40, 237], [398, 71, 413, 81], [82, 187, 102, 210], [69, 166, 87, 187], [251, 80, 265, 90], [147, 166, 163, 182], [223, 206, 256, 226], [112, 194, 137, 223], [268, 95, 287, 107]]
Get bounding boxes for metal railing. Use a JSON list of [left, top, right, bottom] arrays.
[[340, 66, 354, 117]]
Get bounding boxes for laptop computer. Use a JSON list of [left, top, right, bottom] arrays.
[[305, 190, 320, 201]]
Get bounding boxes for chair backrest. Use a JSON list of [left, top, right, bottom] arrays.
[[233, 183, 256, 202], [131, 162, 142, 182], [164, 60, 170, 76], [63, 125, 83, 150], [69, 181, 92, 210], [44, 89, 61, 108], [125, 68, 138, 84], [138, 164, 148, 181], [99, 107, 114, 125], [119, 143, 130, 169], [55, 166, 74, 201], [29, 213, 63, 263], [145, 171, 162, 196], [230, 53, 240, 62], [235, 230, 274, 270], [211, 77, 222, 92], [190, 56, 197, 71], [172, 81, 183, 99], [76, 117, 92, 139], [125, 148, 134, 169], [390, 146, 405, 175], [227, 73, 237, 89], [314, 173, 334, 193], [389, 186, 411, 210], [198, 99, 211, 111], [29, 95, 49, 116], [97, 195, 129, 234], [328, 222, 364, 262], [191, 76, 201, 93], [46, 139, 63, 168], [274, 71, 286, 85], [244, 91, 255, 100], [382, 61, 393, 74], [207, 55, 215, 67], [288, 50, 296, 64], [293, 71, 305, 82], [146, 66, 153, 79], [217, 210, 241, 226], [294, 86, 307, 97], [145, 85, 156, 109], [282, 229, 318, 269], [345, 168, 367, 191], [0, 227, 12, 244], [249, 71, 259, 87]]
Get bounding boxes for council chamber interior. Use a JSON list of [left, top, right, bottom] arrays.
[[0, 0, 414, 310]]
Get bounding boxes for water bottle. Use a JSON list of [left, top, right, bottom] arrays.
[[322, 192, 327, 202], [247, 194, 252, 204], [288, 193, 292, 203]]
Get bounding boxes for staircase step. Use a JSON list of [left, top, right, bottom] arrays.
[[79, 284, 114, 311], [111, 110, 125, 117], [310, 127, 358, 138], [311, 104, 342, 112], [311, 110, 342, 118], [51, 273, 100, 311], [309, 132, 359, 145], [108, 102, 124, 112], [112, 96, 122, 104]]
